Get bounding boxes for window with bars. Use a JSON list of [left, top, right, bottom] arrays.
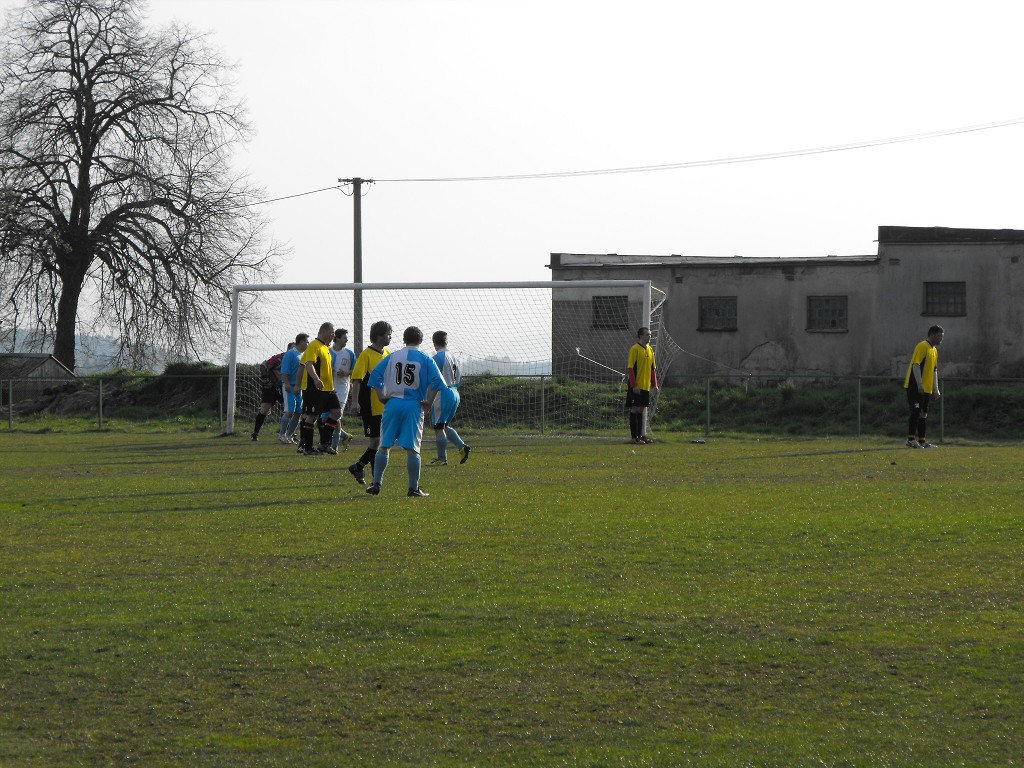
[[698, 296, 737, 331], [924, 282, 966, 316], [807, 296, 848, 331], [591, 295, 630, 329]]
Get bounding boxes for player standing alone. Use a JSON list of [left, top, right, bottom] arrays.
[[626, 326, 659, 445], [429, 330, 470, 465], [904, 325, 944, 448]]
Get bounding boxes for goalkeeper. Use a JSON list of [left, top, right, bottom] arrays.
[[626, 326, 659, 444]]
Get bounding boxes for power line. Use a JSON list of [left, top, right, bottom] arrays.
[[376, 117, 1024, 182], [241, 117, 1024, 206]]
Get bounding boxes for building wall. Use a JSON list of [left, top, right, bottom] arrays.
[[549, 227, 1024, 382]]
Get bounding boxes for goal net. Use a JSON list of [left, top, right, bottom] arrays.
[[226, 281, 678, 436]]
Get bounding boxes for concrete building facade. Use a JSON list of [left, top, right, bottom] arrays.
[[548, 225, 1024, 382]]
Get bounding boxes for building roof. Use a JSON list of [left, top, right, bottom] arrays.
[[548, 253, 878, 269], [878, 226, 1024, 244], [0, 353, 76, 379]]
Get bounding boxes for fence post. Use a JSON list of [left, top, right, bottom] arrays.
[[98, 377, 104, 431], [939, 378, 945, 443], [540, 375, 546, 435], [857, 377, 862, 438], [706, 377, 711, 437], [6, 380, 11, 430], [220, 376, 225, 432]]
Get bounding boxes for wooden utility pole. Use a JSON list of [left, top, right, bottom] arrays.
[[339, 177, 372, 351]]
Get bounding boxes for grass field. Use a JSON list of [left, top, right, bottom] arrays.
[[1, 429, 1022, 767]]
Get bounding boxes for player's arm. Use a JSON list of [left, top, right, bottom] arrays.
[[651, 365, 660, 392], [303, 360, 323, 390], [349, 379, 362, 413], [627, 346, 640, 391]]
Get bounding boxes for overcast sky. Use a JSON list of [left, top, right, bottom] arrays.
[[8, 0, 1024, 285]]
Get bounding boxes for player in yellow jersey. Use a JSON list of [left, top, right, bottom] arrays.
[[903, 325, 944, 448], [297, 322, 339, 455], [627, 326, 659, 444], [347, 320, 392, 484]]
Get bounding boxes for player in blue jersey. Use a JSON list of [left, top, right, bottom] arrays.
[[278, 333, 309, 443], [428, 330, 470, 465], [365, 326, 448, 497]]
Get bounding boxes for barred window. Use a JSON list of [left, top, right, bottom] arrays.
[[591, 295, 629, 330], [698, 296, 737, 331], [924, 282, 966, 316], [807, 296, 848, 331]]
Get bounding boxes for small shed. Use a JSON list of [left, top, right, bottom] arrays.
[[0, 353, 77, 405]]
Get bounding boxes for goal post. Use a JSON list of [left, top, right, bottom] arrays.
[[225, 280, 667, 435]]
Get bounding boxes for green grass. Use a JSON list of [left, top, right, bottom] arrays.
[[1, 431, 1022, 766]]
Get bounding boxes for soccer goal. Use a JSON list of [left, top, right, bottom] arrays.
[[225, 281, 677, 436]]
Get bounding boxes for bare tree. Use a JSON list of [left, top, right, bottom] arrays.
[[0, 0, 279, 371]]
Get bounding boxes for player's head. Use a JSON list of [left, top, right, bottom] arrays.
[[432, 330, 448, 349], [403, 326, 424, 346], [317, 322, 335, 344], [334, 328, 349, 347], [295, 333, 310, 351], [369, 320, 392, 346], [928, 325, 945, 345], [637, 327, 651, 343]]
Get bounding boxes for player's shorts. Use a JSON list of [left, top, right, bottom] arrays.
[[431, 387, 460, 429], [301, 388, 325, 416], [906, 387, 931, 414], [283, 383, 302, 413], [380, 398, 426, 452], [361, 413, 382, 439], [625, 388, 651, 408], [261, 384, 284, 406], [336, 381, 352, 412]]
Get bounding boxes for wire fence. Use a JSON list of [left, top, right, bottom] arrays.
[[2, 372, 1024, 440]]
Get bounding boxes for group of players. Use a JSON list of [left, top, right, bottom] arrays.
[[252, 320, 470, 498]]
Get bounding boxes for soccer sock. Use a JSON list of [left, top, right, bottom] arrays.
[[407, 452, 421, 490], [320, 418, 337, 447], [629, 413, 640, 439], [358, 447, 375, 468], [287, 412, 302, 438], [301, 420, 316, 449], [253, 412, 267, 435], [445, 426, 466, 450], [435, 432, 448, 461], [373, 449, 389, 485], [279, 413, 291, 436]]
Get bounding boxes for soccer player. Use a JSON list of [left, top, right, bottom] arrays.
[[251, 342, 290, 441], [428, 330, 470, 465], [278, 333, 309, 443], [626, 326, 659, 444], [347, 320, 392, 484], [297, 322, 340, 456], [327, 327, 357, 452], [365, 326, 448, 497], [903, 324, 944, 448]]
